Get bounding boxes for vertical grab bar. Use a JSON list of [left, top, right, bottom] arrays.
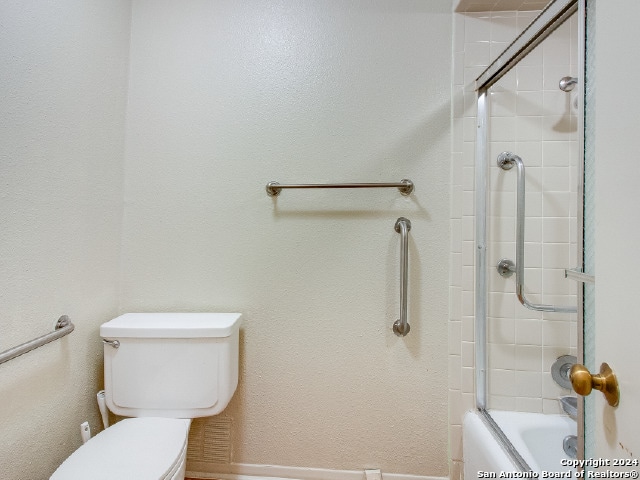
[[497, 152, 577, 313], [393, 217, 411, 336]]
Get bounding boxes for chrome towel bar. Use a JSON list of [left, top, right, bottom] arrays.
[[266, 179, 414, 197], [0, 315, 74, 366], [393, 217, 411, 336], [497, 152, 577, 313]]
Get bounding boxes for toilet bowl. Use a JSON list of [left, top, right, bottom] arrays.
[[51, 418, 190, 480], [50, 313, 242, 480]]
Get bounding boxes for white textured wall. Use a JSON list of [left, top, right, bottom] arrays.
[[121, 0, 451, 476], [0, 1, 130, 478]]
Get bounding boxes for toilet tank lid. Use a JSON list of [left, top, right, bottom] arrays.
[[100, 313, 242, 338]]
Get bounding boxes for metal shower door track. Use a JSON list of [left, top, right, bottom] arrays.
[[475, 0, 578, 91]]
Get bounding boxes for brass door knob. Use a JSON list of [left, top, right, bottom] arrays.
[[570, 362, 620, 407]]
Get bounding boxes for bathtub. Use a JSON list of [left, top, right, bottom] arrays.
[[463, 410, 577, 478]]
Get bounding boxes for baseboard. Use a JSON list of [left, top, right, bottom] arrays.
[[186, 463, 447, 480]]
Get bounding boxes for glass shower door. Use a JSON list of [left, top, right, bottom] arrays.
[[484, 12, 580, 416]]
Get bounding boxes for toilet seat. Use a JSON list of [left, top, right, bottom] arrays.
[[50, 417, 191, 480]]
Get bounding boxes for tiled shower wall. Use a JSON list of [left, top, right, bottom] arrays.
[[449, 9, 579, 478]]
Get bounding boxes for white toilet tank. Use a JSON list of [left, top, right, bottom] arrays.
[[100, 313, 242, 419]]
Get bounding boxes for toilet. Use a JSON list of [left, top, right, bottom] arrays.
[[51, 312, 242, 480]]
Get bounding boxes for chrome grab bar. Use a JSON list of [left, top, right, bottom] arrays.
[[393, 217, 411, 336], [266, 179, 414, 197], [0, 315, 75, 366], [497, 152, 577, 313]]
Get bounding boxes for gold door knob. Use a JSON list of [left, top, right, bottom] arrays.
[[570, 362, 620, 407]]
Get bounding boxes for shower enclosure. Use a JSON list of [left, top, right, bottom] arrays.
[[451, 0, 586, 475]]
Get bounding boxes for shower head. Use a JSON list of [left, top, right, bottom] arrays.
[[559, 76, 578, 92]]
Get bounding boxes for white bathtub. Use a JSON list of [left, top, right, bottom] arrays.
[[463, 410, 577, 478]]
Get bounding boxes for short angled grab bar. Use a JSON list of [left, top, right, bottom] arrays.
[[266, 179, 414, 197], [393, 217, 411, 336], [0, 315, 74, 366], [497, 152, 577, 313]]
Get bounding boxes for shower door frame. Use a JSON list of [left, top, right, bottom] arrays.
[[473, 0, 586, 466]]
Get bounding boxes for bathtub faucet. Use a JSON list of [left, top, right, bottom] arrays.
[[559, 395, 578, 420]]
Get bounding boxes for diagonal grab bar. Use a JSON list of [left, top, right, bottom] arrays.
[[0, 316, 75, 366], [497, 152, 577, 313], [393, 217, 412, 336]]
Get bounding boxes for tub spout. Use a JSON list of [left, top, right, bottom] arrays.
[[559, 396, 578, 420]]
